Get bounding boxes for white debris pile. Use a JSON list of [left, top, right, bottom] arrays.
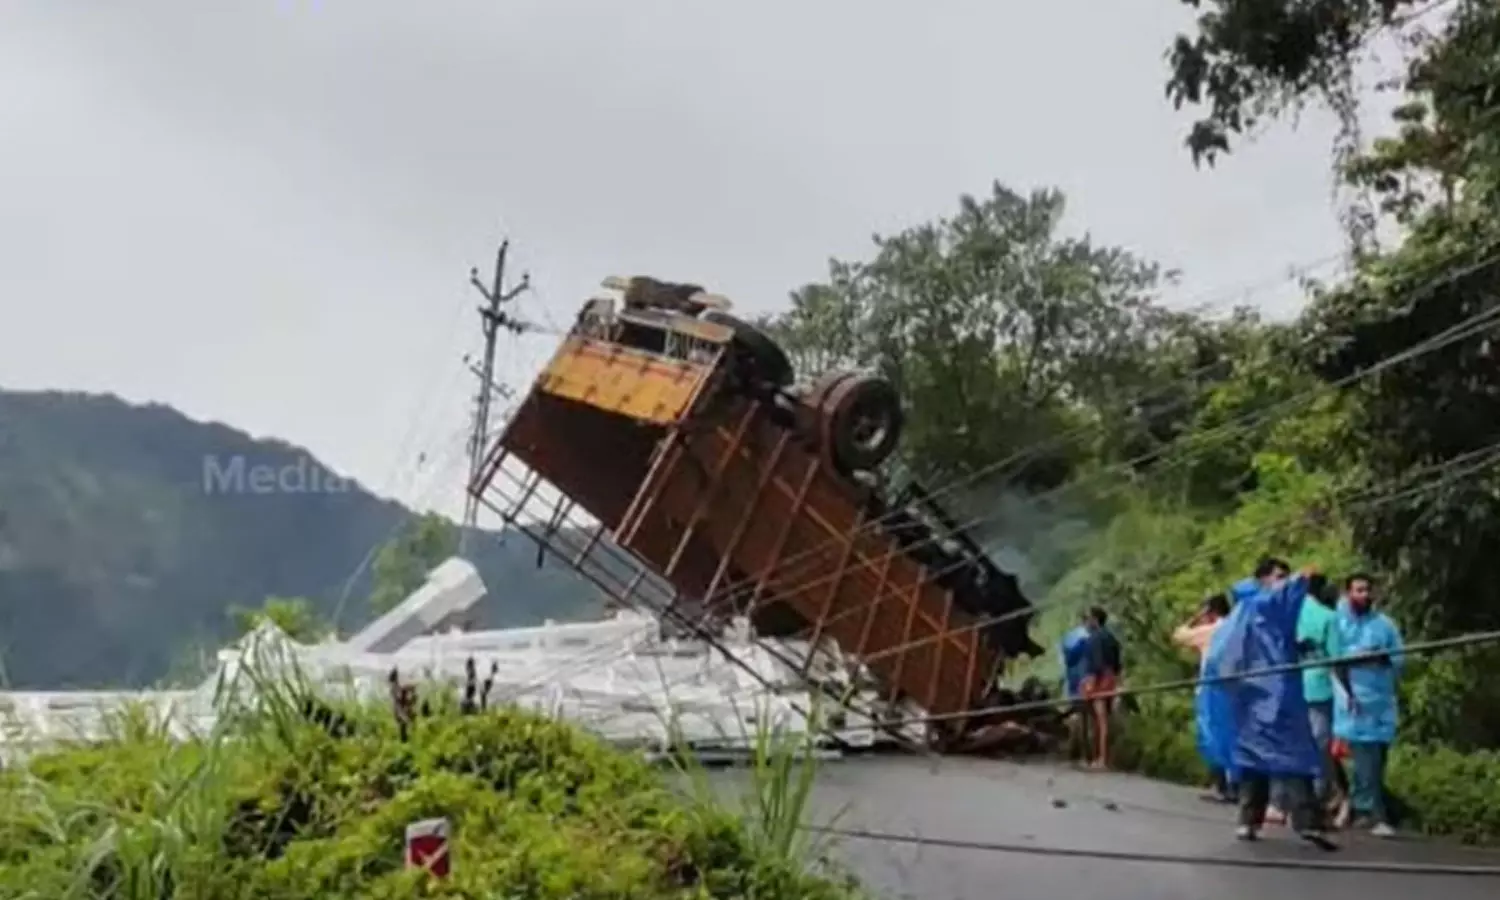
[[0, 557, 901, 760]]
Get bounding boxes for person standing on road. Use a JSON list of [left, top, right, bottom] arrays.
[[1079, 606, 1123, 770], [1061, 613, 1093, 763], [1224, 558, 1288, 817], [1174, 592, 1237, 801], [1205, 561, 1334, 848], [1332, 573, 1404, 839], [1296, 575, 1343, 815]]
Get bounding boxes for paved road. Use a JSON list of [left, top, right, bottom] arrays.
[[710, 756, 1500, 899]]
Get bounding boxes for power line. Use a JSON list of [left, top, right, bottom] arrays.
[[686, 269, 1500, 652], [551, 445, 1500, 738], [488, 260, 1500, 702], [852, 627, 1500, 737], [741, 441, 1500, 682], [493, 427, 1494, 754], [677, 242, 1500, 626], [804, 823, 1500, 876]]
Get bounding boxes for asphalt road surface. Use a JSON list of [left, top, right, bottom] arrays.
[[710, 756, 1500, 900]]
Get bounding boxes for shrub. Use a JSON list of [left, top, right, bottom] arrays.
[[1109, 696, 1205, 786], [1385, 744, 1500, 845], [0, 698, 864, 899]]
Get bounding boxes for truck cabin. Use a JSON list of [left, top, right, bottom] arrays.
[[575, 278, 797, 403]]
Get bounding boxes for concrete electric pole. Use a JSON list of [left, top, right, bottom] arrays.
[[459, 238, 529, 554]]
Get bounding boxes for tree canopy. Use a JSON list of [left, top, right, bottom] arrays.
[[763, 183, 1229, 492], [228, 595, 330, 644], [1162, 0, 1500, 744]]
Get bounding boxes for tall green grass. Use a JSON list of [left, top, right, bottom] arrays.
[[0, 640, 865, 899], [660, 688, 853, 878]]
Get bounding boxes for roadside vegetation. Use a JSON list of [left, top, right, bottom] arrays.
[[0, 654, 860, 900]]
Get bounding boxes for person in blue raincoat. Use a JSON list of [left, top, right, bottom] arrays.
[[1204, 560, 1333, 846], [1217, 557, 1287, 808], [1060, 613, 1093, 762], [1331, 573, 1404, 838]]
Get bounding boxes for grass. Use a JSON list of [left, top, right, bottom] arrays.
[[662, 690, 852, 871], [0, 638, 867, 899]]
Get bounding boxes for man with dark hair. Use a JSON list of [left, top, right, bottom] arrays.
[[1080, 605, 1123, 770], [1332, 572, 1404, 839], [1255, 557, 1292, 580], [1233, 557, 1290, 607]]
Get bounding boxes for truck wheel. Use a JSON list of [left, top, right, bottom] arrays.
[[701, 311, 795, 388], [824, 375, 903, 472]]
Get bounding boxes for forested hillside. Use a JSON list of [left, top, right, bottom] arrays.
[[0, 389, 604, 688]]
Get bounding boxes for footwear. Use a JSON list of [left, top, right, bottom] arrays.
[[1299, 829, 1340, 852], [1262, 806, 1287, 826], [1235, 825, 1258, 841], [1371, 822, 1396, 839]]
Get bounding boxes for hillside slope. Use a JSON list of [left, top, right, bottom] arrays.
[[0, 389, 606, 688]]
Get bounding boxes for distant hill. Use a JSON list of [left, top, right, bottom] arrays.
[[0, 389, 607, 689]]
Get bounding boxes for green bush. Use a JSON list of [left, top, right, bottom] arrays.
[[1109, 696, 1206, 786], [0, 698, 863, 899], [1385, 745, 1500, 845]]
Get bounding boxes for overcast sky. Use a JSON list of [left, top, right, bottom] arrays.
[[1, 1, 1382, 518]]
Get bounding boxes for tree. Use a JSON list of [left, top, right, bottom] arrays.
[[228, 595, 330, 644], [367, 513, 460, 613], [1163, 0, 1449, 165], [758, 275, 864, 382], [1168, 0, 1500, 744], [764, 183, 1179, 490], [1340, 2, 1500, 221]]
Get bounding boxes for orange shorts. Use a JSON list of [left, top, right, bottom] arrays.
[[1081, 673, 1118, 699]]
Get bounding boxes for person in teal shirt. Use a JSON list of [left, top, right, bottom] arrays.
[[1294, 575, 1341, 807], [1332, 573, 1404, 838]]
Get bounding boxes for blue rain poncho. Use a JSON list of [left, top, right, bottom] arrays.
[[1203, 574, 1321, 777], [1060, 625, 1090, 698], [1332, 602, 1404, 744], [1195, 619, 1238, 780], [1228, 577, 1262, 606]]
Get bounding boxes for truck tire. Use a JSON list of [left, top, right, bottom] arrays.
[[823, 374, 903, 473], [701, 311, 795, 388]]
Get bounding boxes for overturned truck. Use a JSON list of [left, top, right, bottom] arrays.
[[469, 276, 1044, 750]]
